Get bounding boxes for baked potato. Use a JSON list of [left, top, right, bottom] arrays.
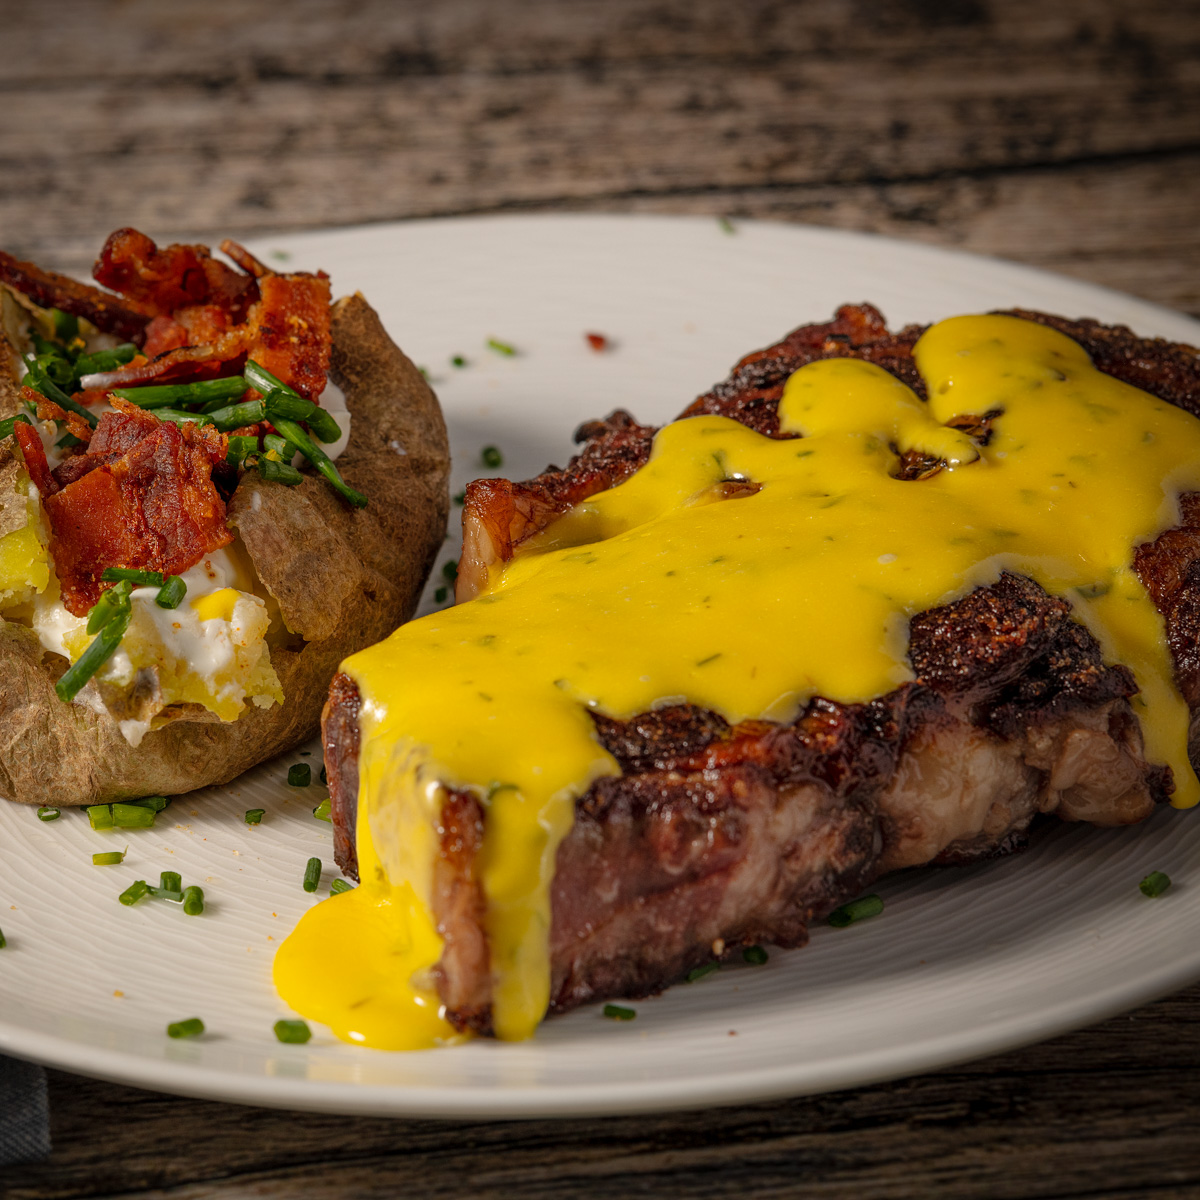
[[0, 238, 449, 807]]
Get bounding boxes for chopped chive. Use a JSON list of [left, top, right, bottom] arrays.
[[244, 808, 265, 826], [434, 586, 448, 603], [686, 962, 719, 983], [603, 1003, 636, 1020], [29, 332, 67, 362], [21, 356, 98, 427], [288, 763, 312, 787], [269, 416, 366, 508], [743, 945, 769, 965], [112, 377, 247, 409], [167, 1018, 204, 1039], [51, 308, 79, 342], [182, 886, 205, 916], [486, 338, 516, 357], [253, 456, 304, 486], [0, 928, 6, 948], [262, 432, 291, 458], [86, 580, 131, 635], [717, 216, 735, 234], [302, 857, 321, 893], [828, 894, 885, 928], [205, 398, 266, 433], [319, 766, 327, 785], [261, 385, 341, 445], [147, 408, 215, 427], [36, 806, 60, 822], [226, 434, 258, 466], [126, 795, 169, 811], [87, 805, 114, 831], [56, 607, 131, 702], [92, 850, 125, 866], [118, 880, 149, 906], [160, 871, 182, 893], [1139, 871, 1172, 898], [330, 878, 353, 895], [240, 360, 288, 396], [480, 445, 503, 469], [199, 393, 244, 414], [273, 1018, 312, 1044], [73, 343, 137, 377], [149, 888, 184, 903], [101, 567, 165, 587], [442, 560, 457, 582], [38, 354, 76, 387], [452, 490, 465, 506], [313, 798, 332, 823], [451, 355, 467, 368], [112, 803, 155, 829], [155, 575, 186, 609], [0, 413, 34, 440], [55, 431, 83, 451]]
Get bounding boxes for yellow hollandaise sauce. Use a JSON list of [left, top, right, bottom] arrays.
[[275, 314, 1200, 1051]]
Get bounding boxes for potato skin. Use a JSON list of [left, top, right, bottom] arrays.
[[0, 293, 449, 806]]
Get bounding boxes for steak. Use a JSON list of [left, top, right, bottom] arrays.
[[323, 306, 1200, 1035]]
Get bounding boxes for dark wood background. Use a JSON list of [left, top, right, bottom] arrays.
[[3, 1, 1200, 1196]]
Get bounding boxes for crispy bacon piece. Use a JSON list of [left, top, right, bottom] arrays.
[[93, 229, 258, 321], [219, 239, 270, 279], [42, 406, 231, 615], [243, 274, 332, 401], [0, 250, 151, 344], [457, 411, 657, 599], [83, 273, 332, 400], [141, 316, 188, 359], [12, 421, 56, 498], [6, 228, 331, 402], [141, 305, 233, 359], [81, 340, 248, 391], [87, 400, 161, 455], [32, 396, 93, 446]]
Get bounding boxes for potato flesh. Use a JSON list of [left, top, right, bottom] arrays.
[[0, 469, 50, 610], [54, 559, 283, 729]]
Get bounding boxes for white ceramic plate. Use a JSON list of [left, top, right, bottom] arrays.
[[2, 216, 1199, 1118]]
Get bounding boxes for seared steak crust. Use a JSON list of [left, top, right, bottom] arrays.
[[323, 307, 1200, 1034], [322, 671, 361, 879], [455, 411, 657, 599]]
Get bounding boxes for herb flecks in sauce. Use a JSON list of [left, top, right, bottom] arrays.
[[276, 315, 1200, 1052]]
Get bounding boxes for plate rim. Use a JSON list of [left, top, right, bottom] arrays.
[[3, 948, 1199, 1118], [3, 212, 1199, 1118]]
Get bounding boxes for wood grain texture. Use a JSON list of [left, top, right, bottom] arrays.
[[3, 1, 1200, 1196], [1, 0, 1198, 310], [1, 985, 1198, 1200]]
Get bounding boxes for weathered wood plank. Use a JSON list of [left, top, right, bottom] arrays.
[[1, 0, 1198, 311], [612, 152, 1200, 315], [3, 987, 1199, 1200], [1, 3, 1199, 1197], [7, 155, 1197, 315], [4, 0, 1199, 84]]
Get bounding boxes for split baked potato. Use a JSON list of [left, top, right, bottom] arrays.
[[0, 242, 449, 807]]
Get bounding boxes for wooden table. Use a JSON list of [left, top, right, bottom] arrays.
[[3, 2, 1200, 1196]]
